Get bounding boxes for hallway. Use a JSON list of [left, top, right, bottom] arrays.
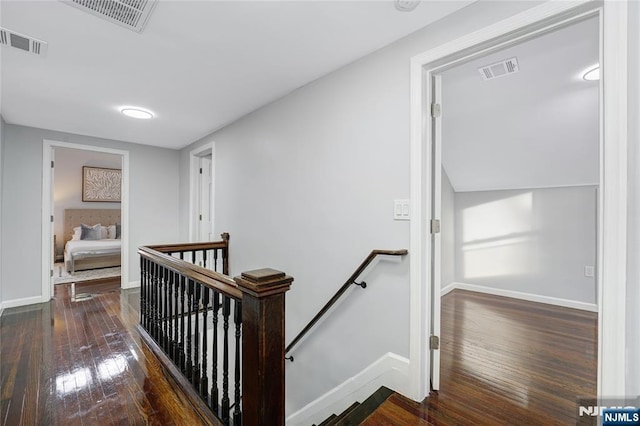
[[1, 279, 208, 425]]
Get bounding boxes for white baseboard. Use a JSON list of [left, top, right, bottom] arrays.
[[286, 352, 409, 426], [123, 280, 140, 289], [443, 282, 598, 312], [2, 295, 45, 310]]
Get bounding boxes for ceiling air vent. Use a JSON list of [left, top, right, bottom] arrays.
[[0, 28, 48, 56], [478, 57, 519, 81], [62, 0, 158, 33]]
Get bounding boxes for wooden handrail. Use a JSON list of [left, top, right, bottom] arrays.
[[147, 232, 230, 254], [284, 249, 408, 358], [138, 233, 294, 425], [139, 244, 241, 300]]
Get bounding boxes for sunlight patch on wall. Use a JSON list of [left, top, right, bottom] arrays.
[[462, 193, 533, 243], [461, 192, 534, 280]]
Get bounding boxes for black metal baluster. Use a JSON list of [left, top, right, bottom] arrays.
[[193, 283, 201, 387], [166, 267, 171, 352], [221, 295, 231, 423], [211, 291, 220, 416], [186, 279, 194, 379], [173, 271, 180, 363], [203, 249, 208, 270], [140, 258, 146, 330], [213, 249, 218, 273], [192, 250, 198, 266], [201, 287, 209, 400], [167, 268, 173, 361], [179, 251, 185, 367], [179, 274, 186, 372], [146, 259, 152, 333], [233, 299, 242, 426], [152, 262, 159, 342], [140, 257, 145, 326], [161, 266, 168, 351]]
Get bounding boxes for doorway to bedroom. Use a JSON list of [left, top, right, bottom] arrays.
[[52, 147, 123, 286]]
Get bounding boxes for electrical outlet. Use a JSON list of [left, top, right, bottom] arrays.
[[584, 266, 595, 277]]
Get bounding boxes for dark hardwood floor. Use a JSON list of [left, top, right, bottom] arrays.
[[1, 278, 209, 425], [362, 290, 598, 425], [2, 283, 597, 425]]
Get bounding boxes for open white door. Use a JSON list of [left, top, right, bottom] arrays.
[[49, 150, 56, 298], [430, 74, 442, 390]]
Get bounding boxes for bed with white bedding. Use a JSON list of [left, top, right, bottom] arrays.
[[65, 239, 121, 273], [64, 209, 121, 273]]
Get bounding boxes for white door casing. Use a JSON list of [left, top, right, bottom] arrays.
[[189, 142, 214, 243], [42, 140, 131, 300], [409, 1, 627, 402]]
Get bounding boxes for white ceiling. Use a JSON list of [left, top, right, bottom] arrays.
[[441, 16, 600, 192], [0, 0, 472, 150]]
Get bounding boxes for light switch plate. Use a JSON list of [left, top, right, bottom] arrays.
[[394, 200, 410, 220]]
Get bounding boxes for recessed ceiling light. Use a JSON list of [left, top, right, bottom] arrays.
[[120, 107, 154, 119], [583, 65, 600, 81], [394, 0, 420, 12]]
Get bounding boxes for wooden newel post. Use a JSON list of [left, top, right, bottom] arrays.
[[235, 268, 293, 426]]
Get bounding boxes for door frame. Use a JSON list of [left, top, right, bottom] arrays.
[[41, 140, 131, 300], [189, 142, 214, 242], [408, 1, 627, 401]]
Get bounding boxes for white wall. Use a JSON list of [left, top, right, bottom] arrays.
[[441, 168, 455, 289], [53, 147, 122, 257], [454, 186, 597, 305], [0, 116, 4, 309], [178, 0, 543, 415], [0, 124, 181, 302], [626, 0, 640, 398]]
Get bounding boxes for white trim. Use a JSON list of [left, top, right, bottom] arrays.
[[285, 352, 409, 426], [42, 140, 130, 301], [599, 0, 628, 398], [189, 142, 214, 242], [2, 295, 43, 309], [124, 280, 141, 289], [442, 282, 598, 313], [410, 0, 626, 402], [454, 182, 600, 193]]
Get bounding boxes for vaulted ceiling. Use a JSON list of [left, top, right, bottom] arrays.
[[0, 0, 472, 149], [441, 16, 599, 192]]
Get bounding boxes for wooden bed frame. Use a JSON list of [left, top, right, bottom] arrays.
[[64, 208, 121, 273]]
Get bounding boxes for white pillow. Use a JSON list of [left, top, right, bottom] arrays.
[[107, 225, 116, 239], [100, 225, 108, 240], [72, 226, 81, 241]]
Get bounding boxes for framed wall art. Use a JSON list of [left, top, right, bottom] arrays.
[[82, 166, 122, 202]]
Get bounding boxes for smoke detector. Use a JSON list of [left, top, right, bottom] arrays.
[[394, 0, 420, 12], [61, 0, 158, 33], [0, 28, 48, 56], [478, 57, 520, 81]]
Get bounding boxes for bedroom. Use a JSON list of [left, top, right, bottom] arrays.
[[52, 147, 122, 285]]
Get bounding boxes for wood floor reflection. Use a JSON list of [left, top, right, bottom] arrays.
[[363, 290, 598, 425], [2, 283, 598, 425], [1, 279, 208, 425]]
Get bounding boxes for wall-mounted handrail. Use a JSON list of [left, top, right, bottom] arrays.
[[284, 249, 408, 360]]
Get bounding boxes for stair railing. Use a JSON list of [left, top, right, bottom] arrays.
[[138, 233, 293, 426], [284, 249, 408, 361]]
